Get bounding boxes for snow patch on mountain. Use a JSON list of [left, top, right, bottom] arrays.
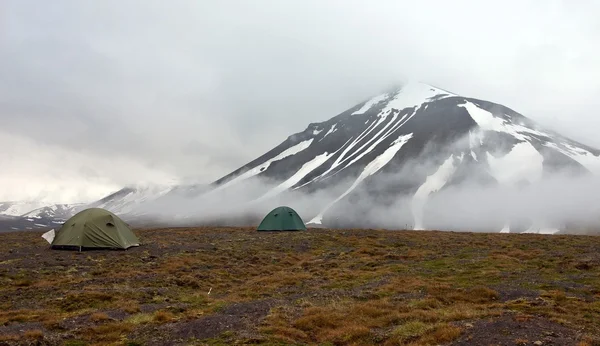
[[412, 154, 461, 230], [487, 142, 544, 184], [545, 142, 600, 174], [344, 84, 453, 158], [382, 83, 455, 115], [460, 101, 551, 142], [352, 93, 389, 115], [326, 113, 401, 179], [316, 99, 426, 184], [333, 112, 418, 180], [320, 124, 338, 141], [212, 138, 314, 194], [309, 133, 413, 225], [253, 151, 337, 203]]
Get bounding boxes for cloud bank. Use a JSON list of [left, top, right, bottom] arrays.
[[1, 0, 599, 202]]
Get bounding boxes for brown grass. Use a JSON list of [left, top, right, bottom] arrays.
[[0, 334, 20, 342], [121, 300, 141, 314], [153, 310, 175, 323], [60, 291, 114, 312], [320, 324, 372, 344], [90, 312, 110, 322], [82, 322, 134, 342], [1, 226, 600, 345], [23, 329, 44, 339]]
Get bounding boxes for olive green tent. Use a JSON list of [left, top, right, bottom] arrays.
[[257, 206, 307, 231], [51, 208, 140, 250]]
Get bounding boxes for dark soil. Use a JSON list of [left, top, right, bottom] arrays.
[[173, 299, 276, 340], [454, 314, 583, 345]]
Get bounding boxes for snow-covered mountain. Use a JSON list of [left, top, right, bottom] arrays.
[[87, 184, 174, 215], [0, 201, 51, 217], [22, 203, 85, 220], [172, 81, 599, 233], [0, 185, 174, 231], [3, 82, 599, 233], [0, 201, 73, 231]]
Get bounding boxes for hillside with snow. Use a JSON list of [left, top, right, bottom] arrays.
[[22, 204, 85, 220], [0, 201, 51, 217], [2, 82, 599, 233], [0, 185, 174, 231], [155, 81, 598, 233], [87, 184, 174, 215]]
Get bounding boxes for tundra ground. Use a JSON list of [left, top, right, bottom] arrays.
[[1, 227, 600, 345]]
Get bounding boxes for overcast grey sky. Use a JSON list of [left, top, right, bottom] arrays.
[[1, 0, 599, 203]]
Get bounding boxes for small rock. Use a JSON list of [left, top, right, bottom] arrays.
[[534, 341, 543, 346], [465, 323, 474, 328]]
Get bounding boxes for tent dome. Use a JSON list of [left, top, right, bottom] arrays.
[[257, 206, 307, 231], [51, 208, 139, 250]]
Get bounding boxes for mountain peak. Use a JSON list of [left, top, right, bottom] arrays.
[[188, 83, 600, 233], [350, 82, 456, 117], [3, 83, 599, 234]]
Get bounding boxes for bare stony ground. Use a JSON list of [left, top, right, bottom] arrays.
[[1, 227, 600, 345]]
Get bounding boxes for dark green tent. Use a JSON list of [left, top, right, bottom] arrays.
[[51, 208, 140, 250], [257, 206, 307, 231]]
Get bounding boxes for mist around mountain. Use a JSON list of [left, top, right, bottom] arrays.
[[3, 82, 599, 234]]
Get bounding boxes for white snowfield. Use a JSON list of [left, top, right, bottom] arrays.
[[411, 154, 461, 230]]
